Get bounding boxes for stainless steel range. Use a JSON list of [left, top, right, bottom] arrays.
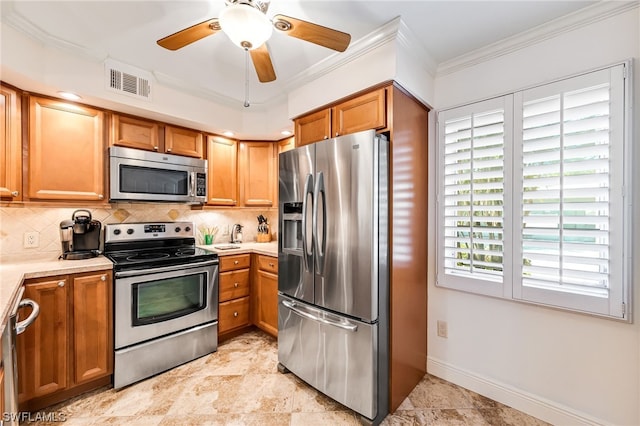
[[104, 221, 219, 389]]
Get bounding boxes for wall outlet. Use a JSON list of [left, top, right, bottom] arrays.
[[437, 320, 448, 338], [23, 231, 40, 248], [221, 224, 229, 236]]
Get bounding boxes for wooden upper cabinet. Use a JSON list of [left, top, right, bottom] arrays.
[[28, 96, 105, 201], [294, 86, 388, 147], [332, 87, 387, 137], [278, 136, 295, 154], [0, 84, 22, 200], [239, 141, 275, 207], [207, 135, 238, 206], [165, 125, 204, 158], [294, 109, 331, 147], [110, 114, 160, 152]]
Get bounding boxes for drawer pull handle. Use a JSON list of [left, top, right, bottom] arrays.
[[233, 311, 238, 317], [234, 260, 239, 265], [268, 262, 274, 267], [234, 282, 239, 288]]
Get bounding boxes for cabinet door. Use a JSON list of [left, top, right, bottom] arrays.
[[332, 87, 386, 137], [28, 97, 105, 201], [18, 277, 69, 402], [0, 85, 22, 200], [294, 109, 331, 147], [239, 141, 275, 207], [111, 114, 160, 152], [165, 125, 203, 158], [256, 269, 278, 337], [278, 136, 295, 153], [72, 271, 113, 384], [207, 135, 238, 206]]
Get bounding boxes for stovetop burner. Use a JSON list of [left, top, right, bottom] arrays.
[[125, 252, 171, 262], [103, 221, 218, 272]]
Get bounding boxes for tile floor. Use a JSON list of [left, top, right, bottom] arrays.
[[25, 330, 550, 425]]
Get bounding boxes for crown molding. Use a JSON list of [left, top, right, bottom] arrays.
[[2, 3, 107, 62], [436, 1, 639, 77], [281, 16, 405, 92]]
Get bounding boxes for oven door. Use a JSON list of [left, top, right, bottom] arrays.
[[114, 260, 218, 349]]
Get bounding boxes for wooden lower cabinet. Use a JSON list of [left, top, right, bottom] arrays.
[[17, 270, 113, 411], [252, 254, 278, 337], [218, 254, 252, 339]]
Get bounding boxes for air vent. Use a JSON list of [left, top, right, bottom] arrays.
[[105, 59, 152, 101]]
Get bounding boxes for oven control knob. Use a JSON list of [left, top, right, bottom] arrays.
[[113, 229, 121, 235], [185, 226, 191, 232], [127, 228, 134, 235], [175, 227, 181, 233]]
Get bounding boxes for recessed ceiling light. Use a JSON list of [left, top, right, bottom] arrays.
[[223, 131, 234, 137], [281, 130, 292, 136], [57, 91, 81, 101]]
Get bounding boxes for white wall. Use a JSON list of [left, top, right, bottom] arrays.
[[429, 6, 640, 425], [0, 24, 292, 140]]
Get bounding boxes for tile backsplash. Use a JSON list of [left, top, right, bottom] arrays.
[[0, 203, 277, 262]]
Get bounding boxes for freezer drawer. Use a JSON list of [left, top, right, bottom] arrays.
[[278, 295, 378, 420]]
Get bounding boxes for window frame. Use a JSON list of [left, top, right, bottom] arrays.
[[435, 61, 633, 321]]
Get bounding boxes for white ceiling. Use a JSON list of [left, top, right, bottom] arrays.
[[1, 0, 599, 130]]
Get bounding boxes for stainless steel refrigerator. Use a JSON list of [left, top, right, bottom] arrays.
[[277, 129, 389, 424]]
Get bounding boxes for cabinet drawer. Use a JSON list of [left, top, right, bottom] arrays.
[[257, 255, 278, 274], [219, 254, 251, 272], [219, 269, 250, 302], [218, 297, 250, 334]]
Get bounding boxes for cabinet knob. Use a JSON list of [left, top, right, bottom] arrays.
[[323, 136, 329, 140], [335, 133, 340, 137], [101, 275, 107, 281], [234, 282, 239, 288], [233, 311, 239, 317], [58, 281, 65, 287], [234, 260, 239, 265], [166, 148, 172, 152], [11, 191, 19, 197], [153, 146, 159, 151], [98, 194, 104, 200], [269, 262, 274, 267]]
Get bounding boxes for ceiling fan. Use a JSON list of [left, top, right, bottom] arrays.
[[157, 0, 352, 83]]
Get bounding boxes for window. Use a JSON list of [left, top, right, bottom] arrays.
[[437, 63, 631, 320]]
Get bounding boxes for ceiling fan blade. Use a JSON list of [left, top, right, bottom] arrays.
[[157, 18, 221, 51], [250, 44, 276, 83], [272, 14, 351, 52]]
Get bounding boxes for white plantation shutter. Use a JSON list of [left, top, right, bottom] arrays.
[[513, 66, 627, 317], [438, 96, 512, 298], [437, 63, 630, 319]]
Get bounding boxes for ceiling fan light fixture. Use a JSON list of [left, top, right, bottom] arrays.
[[219, 4, 272, 50]]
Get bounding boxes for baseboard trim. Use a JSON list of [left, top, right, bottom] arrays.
[[427, 357, 607, 426]]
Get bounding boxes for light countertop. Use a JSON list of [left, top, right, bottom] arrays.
[[0, 255, 114, 332], [0, 242, 278, 330], [197, 241, 278, 257]]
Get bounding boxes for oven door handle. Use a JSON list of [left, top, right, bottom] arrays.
[[114, 259, 219, 278]]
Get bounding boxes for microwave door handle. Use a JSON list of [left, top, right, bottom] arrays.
[[189, 171, 195, 197]]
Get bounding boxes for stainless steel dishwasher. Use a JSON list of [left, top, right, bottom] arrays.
[[2, 287, 40, 425]]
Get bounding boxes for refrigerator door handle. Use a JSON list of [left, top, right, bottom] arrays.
[[312, 172, 327, 274], [282, 299, 358, 332], [301, 173, 314, 272]]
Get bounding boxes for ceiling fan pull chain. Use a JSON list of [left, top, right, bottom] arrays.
[[244, 48, 250, 108]]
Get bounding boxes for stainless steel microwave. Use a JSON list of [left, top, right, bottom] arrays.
[[109, 146, 207, 204]]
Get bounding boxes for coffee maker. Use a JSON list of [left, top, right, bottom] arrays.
[[59, 210, 102, 260]]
